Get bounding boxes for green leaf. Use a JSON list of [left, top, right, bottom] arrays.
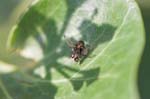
[[1, 0, 145, 99], [0, 0, 36, 73]]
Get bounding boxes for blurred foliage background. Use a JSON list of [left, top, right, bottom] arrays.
[[136, 0, 150, 99], [0, 0, 149, 99]]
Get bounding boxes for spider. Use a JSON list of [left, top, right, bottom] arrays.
[[71, 40, 88, 62], [64, 36, 88, 62]]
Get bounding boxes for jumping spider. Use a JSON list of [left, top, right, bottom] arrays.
[[64, 36, 88, 62], [71, 40, 88, 62]]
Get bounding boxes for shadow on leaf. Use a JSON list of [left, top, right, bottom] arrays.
[[1, 74, 57, 99], [79, 20, 117, 64]]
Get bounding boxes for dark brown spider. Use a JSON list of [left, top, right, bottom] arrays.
[[64, 36, 88, 62], [71, 40, 88, 62]]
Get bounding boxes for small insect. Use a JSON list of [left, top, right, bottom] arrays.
[[64, 36, 88, 62]]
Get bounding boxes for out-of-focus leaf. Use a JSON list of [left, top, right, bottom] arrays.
[[0, 0, 35, 73]]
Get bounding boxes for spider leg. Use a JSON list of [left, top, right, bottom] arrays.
[[63, 35, 75, 48]]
